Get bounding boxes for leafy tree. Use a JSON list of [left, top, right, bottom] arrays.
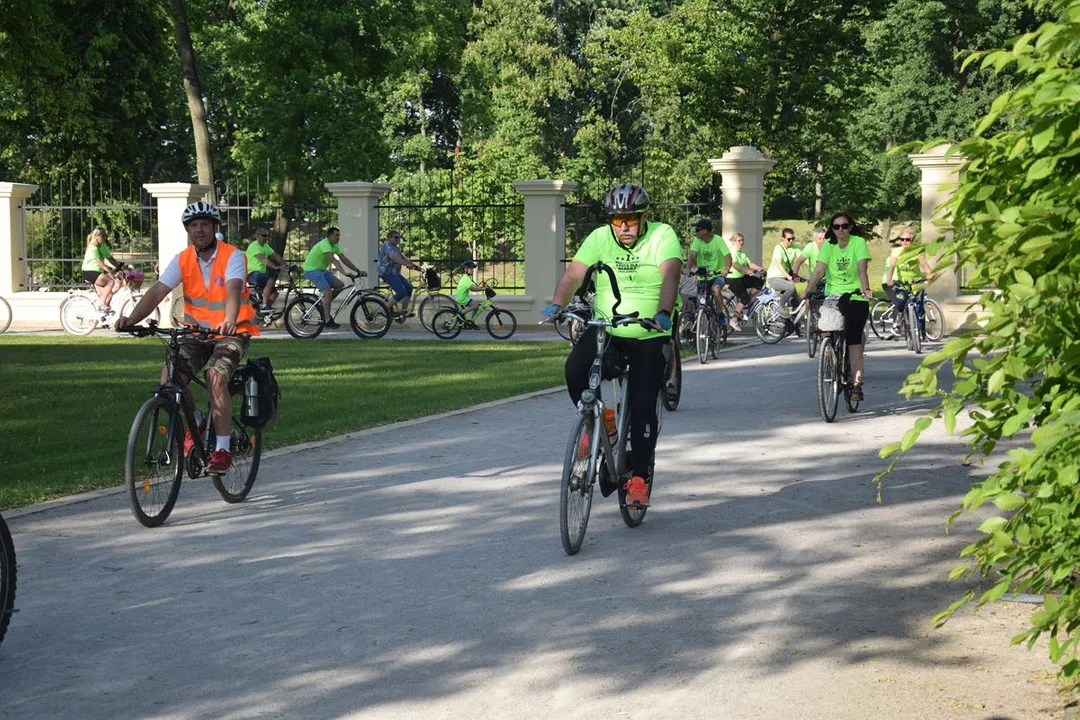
[[879, 0, 1080, 682]]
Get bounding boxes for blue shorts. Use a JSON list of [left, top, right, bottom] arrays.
[[304, 269, 338, 291], [709, 276, 726, 290], [247, 271, 270, 290], [382, 274, 413, 302]]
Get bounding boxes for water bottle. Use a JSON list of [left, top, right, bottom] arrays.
[[244, 375, 259, 419]]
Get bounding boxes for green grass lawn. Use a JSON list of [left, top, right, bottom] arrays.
[[0, 336, 568, 509]]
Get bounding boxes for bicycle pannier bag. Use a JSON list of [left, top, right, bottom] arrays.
[[241, 357, 279, 429], [818, 295, 845, 332], [424, 267, 441, 291]]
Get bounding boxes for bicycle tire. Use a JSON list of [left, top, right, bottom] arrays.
[[663, 338, 682, 411], [418, 294, 456, 333], [0, 513, 15, 650], [924, 298, 945, 341], [560, 412, 596, 555], [119, 297, 161, 328], [349, 295, 392, 339], [59, 295, 98, 336], [754, 303, 786, 344], [212, 413, 262, 503], [677, 311, 696, 349], [695, 308, 710, 364], [843, 348, 861, 413], [806, 305, 820, 359], [0, 296, 11, 334], [908, 302, 922, 354], [284, 295, 324, 339], [869, 300, 891, 340], [125, 396, 184, 527], [431, 308, 462, 339], [486, 308, 517, 339], [618, 433, 652, 528], [817, 337, 839, 423], [709, 316, 721, 359]]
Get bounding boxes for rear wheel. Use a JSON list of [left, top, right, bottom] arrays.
[[618, 434, 653, 528], [431, 308, 463, 339], [677, 310, 696, 349], [486, 308, 517, 339], [560, 413, 596, 555], [869, 300, 891, 340], [817, 337, 839, 423], [924, 298, 944, 341], [662, 338, 682, 411], [59, 295, 98, 335], [418, 294, 456, 333], [0, 296, 11, 334], [349, 295, 392, 339], [119, 297, 161, 328], [908, 303, 922, 354], [695, 308, 711, 364], [125, 396, 184, 527], [284, 295, 323, 339], [0, 513, 15, 649], [709, 316, 721, 359]]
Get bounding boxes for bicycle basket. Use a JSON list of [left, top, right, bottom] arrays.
[[818, 295, 845, 332], [424, 267, 441, 291]]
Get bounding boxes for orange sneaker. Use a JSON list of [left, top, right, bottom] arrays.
[[623, 475, 650, 507], [603, 407, 617, 437]]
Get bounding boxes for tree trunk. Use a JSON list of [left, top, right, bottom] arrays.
[[273, 177, 296, 258], [169, 0, 215, 199]]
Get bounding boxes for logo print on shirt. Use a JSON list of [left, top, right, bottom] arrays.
[[213, 275, 226, 288], [835, 256, 851, 274]]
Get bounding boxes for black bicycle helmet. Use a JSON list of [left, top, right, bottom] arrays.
[[459, 259, 477, 270], [181, 200, 221, 226], [602, 183, 649, 215]]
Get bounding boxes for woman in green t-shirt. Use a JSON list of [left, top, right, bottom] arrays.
[[802, 211, 874, 401], [81, 227, 122, 310]]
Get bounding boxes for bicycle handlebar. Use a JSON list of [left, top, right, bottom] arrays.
[[117, 320, 225, 340]]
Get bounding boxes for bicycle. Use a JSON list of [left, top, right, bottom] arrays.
[[544, 261, 670, 555], [409, 265, 458, 333], [60, 270, 160, 336], [430, 283, 517, 340], [816, 296, 861, 423], [283, 271, 392, 340], [869, 285, 944, 346], [553, 292, 593, 345], [751, 284, 824, 349], [118, 323, 263, 527], [0, 295, 11, 334], [690, 267, 727, 364], [0, 512, 15, 650]]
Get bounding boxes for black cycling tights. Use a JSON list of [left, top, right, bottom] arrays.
[[566, 328, 667, 479]]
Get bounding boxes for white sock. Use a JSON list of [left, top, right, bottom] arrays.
[[216, 435, 231, 452]]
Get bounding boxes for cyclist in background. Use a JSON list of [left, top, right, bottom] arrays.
[[766, 227, 802, 327], [303, 227, 363, 330], [802, 211, 873, 401], [245, 227, 284, 310], [541, 182, 682, 508], [453, 259, 484, 325], [115, 201, 259, 474], [377, 230, 421, 320], [725, 233, 764, 331], [791, 227, 826, 286], [885, 230, 934, 338], [686, 217, 731, 318], [81, 227, 123, 312]]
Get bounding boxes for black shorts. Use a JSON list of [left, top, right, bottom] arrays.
[[838, 293, 870, 346], [728, 276, 762, 304], [82, 270, 102, 284]]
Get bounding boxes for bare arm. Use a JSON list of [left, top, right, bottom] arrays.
[[857, 259, 872, 298], [333, 253, 362, 275], [115, 281, 172, 329], [551, 261, 588, 307], [658, 257, 681, 315], [220, 278, 244, 335], [686, 250, 698, 275]]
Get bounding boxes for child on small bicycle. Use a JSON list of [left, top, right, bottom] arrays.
[[453, 260, 485, 325]]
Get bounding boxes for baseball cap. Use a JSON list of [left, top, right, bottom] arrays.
[[692, 218, 713, 232]]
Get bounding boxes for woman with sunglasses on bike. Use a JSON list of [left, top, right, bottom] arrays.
[[802, 211, 874, 401]]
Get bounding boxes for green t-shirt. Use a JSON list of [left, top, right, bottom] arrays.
[[81, 243, 114, 272], [727, 250, 751, 279], [881, 250, 896, 284], [303, 238, 342, 272], [573, 221, 682, 339], [689, 234, 730, 277], [816, 236, 872, 300], [767, 243, 800, 280], [800, 242, 819, 276], [246, 239, 273, 273], [895, 245, 924, 283], [454, 275, 476, 306]]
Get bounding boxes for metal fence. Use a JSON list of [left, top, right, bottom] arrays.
[[23, 177, 157, 291], [377, 171, 525, 292], [215, 177, 337, 265]]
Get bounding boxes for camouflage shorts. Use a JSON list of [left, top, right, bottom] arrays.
[[177, 335, 250, 382]]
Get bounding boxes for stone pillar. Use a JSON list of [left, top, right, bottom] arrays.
[[909, 145, 965, 301], [325, 182, 392, 278], [144, 183, 212, 326], [0, 182, 38, 295], [513, 179, 579, 322], [709, 146, 776, 264]]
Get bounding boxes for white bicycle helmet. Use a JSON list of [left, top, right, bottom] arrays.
[[181, 201, 221, 226], [602, 183, 650, 215]]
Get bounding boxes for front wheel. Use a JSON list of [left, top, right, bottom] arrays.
[[284, 295, 324, 339], [908, 302, 922, 354], [418, 294, 457, 333], [924, 298, 945, 341], [431, 308, 463, 339], [560, 413, 596, 555], [349, 295, 392, 339], [695, 308, 711, 364], [817, 337, 840, 423], [0, 296, 11, 334], [59, 295, 98, 335], [0, 513, 15, 649], [125, 396, 184, 527], [806, 304, 821, 359], [212, 419, 262, 503], [486, 308, 517, 339]]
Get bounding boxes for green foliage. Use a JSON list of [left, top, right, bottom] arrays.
[[877, 0, 1080, 684]]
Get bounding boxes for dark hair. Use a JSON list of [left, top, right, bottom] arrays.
[[781, 227, 795, 239], [387, 230, 402, 240], [823, 211, 862, 245]]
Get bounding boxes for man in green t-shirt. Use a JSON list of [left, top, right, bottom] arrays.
[[686, 217, 731, 318], [245, 227, 284, 310], [791, 227, 826, 286], [766, 227, 802, 321], [302, 227, 363, 330], [541, 183, 681, 509]]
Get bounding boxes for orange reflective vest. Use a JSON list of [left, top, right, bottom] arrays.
[[179, 243, 259, 336]]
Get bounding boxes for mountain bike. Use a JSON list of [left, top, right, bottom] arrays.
[[544, 261, 669, 555], [0, 295, 11, 334], [0, 512, 15, 650], [60, 271, 160, 335], [816, 297, 861, 423], [691, 268, 727, 364], [118, 323, 263, 527], [430, 284, 517, 340], [283, 271, 391, 340]]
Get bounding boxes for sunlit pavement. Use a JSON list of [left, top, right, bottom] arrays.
[[0, 335, 1063, 719]]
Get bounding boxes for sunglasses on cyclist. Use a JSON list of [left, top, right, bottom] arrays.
[[831, 222, 852, 231], [899, 237, 914, 242], [611, 214, 642, 229]]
